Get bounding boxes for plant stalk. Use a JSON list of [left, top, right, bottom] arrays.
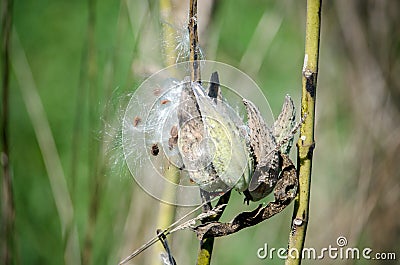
[[188, 1, 216, 264], [285, 1, 321, 264], [149, 1, 180, 264], [189, 0, 201, 83]]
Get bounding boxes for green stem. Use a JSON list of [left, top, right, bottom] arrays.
[[197, 238, 214, 265], [286, 1, 321, 264], [196, 190, 231, 265]]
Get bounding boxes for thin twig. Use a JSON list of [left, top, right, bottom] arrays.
[[188, 0, 201, 83], [285, 1, 321, 264], [118, 202, 209, 265]]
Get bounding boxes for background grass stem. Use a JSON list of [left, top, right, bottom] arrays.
[[1, 0, 14, 264]]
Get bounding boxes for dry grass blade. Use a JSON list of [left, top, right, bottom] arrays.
[[11, 30, 81, 265], [239, 9, 282, 76]]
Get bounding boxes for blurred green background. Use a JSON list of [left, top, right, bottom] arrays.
[[2, 0, 400, 264]]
